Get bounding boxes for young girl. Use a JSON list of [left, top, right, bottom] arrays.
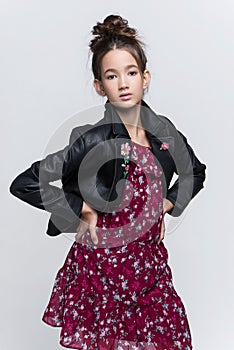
[[9, 14, 206, 350]]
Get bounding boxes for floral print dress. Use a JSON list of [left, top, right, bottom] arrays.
[[42, 140, 193, 350]]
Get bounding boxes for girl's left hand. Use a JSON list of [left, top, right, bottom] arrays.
[[157, 198, 174, 245], [75, 201, 99, 245]]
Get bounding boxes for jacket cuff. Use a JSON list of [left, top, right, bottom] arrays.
[[166, 193, 184, 217], [46, 214, 82, 236]]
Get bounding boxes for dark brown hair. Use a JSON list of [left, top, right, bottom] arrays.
[[89, 14, 147, 80]]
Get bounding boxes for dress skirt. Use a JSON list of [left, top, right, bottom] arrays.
[[42, 140, 193, 350]]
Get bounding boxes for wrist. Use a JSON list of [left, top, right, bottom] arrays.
[[163, 198, 175, 214], [82, 201, 97, 215], [82, 201, 91, 213]]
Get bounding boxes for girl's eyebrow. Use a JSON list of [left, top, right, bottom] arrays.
[[104, 64, 139, 74]]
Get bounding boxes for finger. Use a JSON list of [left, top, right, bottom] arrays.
[[89, 224, 98, 245], [158, 219, 165, 245], [75, 221, 88, 241], [157, 232, 164, 245], [75, 230, 84, 242], [158, 232, 164, 245]]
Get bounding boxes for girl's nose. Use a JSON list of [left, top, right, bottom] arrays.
[[119, 75, 129, 90]]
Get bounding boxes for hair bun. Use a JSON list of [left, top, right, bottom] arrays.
[[89, 14, 147, 80], [91, 15, 137, 48]]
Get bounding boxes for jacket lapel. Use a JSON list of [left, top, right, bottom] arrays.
[[103, 99, 175, 176], [101, 100, 175, 206]]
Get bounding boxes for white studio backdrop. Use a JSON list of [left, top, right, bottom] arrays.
[[1, 0, 234, 349]]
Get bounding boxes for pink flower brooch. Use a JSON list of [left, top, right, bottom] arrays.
[[160, 142, 169, 151], [121, 142, 131, 178]]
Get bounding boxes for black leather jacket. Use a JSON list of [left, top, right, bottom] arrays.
[[9, 100, 206, 236]]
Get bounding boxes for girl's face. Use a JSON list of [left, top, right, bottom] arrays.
[[94, 49, 150, 109]]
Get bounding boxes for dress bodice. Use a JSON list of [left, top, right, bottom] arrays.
[[79, 140, 163, 248]]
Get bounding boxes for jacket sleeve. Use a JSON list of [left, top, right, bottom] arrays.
[[9, 127, 85, 225], [166, 128, 207, 217]]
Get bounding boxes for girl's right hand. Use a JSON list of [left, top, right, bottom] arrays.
[[157, 198, 174, 245], [75, 201, 99, 245]]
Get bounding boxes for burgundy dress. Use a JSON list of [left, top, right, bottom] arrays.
[[42, 140, 193, 350]]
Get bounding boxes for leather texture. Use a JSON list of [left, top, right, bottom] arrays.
[[9, 100, 206, 236]]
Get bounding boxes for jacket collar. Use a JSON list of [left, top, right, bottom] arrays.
[[103, 99, 165, 139]]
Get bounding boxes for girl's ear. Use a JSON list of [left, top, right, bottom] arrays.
[[142, 70, 151, 90], [93, 79, 106, 96]]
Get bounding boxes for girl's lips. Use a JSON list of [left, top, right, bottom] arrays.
[[119, 93, 132, 100]]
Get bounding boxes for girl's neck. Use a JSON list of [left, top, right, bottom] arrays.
[[116, 103, 143, 138]]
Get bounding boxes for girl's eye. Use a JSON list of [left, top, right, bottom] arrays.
[[129, 71, 137, 76], [106, 75, 116, 80]]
